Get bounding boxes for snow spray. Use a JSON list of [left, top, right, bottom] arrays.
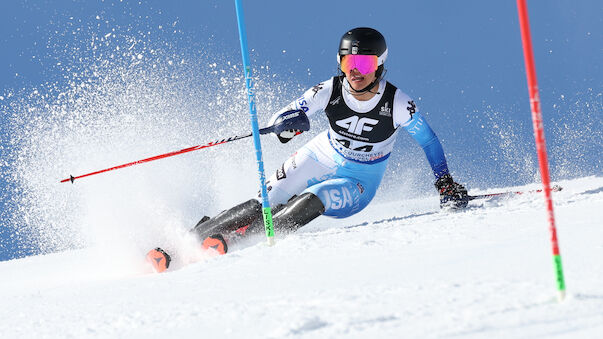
[[0, 13, 300, 263]]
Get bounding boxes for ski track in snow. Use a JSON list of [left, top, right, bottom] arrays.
[[0, 176, 602, 338]]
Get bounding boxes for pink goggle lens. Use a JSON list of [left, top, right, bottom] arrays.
[[340, 55, 379, 75]]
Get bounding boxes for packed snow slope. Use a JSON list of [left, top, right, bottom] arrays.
[[0, 176, 602, 338]]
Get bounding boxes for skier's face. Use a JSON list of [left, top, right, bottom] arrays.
[[345, 67, 377, 92]]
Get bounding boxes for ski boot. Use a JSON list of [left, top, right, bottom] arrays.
[[192, 199, 262, 255]]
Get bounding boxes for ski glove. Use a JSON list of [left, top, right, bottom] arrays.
[[435, 174, 469, 209], [269, 109, 310, 143]]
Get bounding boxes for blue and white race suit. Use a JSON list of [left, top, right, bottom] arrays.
[[264, 76, 449, 218]]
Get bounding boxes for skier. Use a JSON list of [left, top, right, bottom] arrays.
[[147, 27, 468, 272]]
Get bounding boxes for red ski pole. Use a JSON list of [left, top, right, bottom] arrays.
[[517, 0, 566, 301], [60, 126, 274, 184], [468, 185, 562, 201]]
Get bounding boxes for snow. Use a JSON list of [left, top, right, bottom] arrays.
[[1, 176, 602, 338]]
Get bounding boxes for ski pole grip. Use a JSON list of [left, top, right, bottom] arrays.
[[259, 126, 274, 135], [268, 109, 311, 135]]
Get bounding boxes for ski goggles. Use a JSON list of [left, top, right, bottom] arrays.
[[340, 54, 379, 75]]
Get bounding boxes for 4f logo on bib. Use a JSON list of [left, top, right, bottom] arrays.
[[335, 116, 379, 135]]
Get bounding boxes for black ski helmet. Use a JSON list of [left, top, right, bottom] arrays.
[[337, 27, 388, 92]]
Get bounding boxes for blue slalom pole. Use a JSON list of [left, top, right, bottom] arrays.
[[234, 0, 275, 245]]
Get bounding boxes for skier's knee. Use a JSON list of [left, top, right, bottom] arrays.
[[306, 178, 372, 218], [273, 192, 325, 232]]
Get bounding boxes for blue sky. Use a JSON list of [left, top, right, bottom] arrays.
[[0, 0, 601, 261]]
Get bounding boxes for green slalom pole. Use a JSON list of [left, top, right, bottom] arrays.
[[234, 0, 275, 245]]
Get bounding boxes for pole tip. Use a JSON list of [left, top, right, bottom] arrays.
[[266, 237, 275, 246], [70, 175, 75, 184], [557, 290, 566, 302]]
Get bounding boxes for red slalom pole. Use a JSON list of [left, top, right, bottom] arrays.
[[60, 126, 274, 184], [516, 0, 566, 301]]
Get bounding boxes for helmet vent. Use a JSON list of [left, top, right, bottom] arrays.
[[351, 40, 359, 54]]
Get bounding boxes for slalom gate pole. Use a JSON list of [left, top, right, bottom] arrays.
[[516, 0, 566, 301], [60, 126, 274, 184], [234, 0, 275, 245]]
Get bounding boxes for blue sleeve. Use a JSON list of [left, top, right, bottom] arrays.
[[403, 113, 450, 179]]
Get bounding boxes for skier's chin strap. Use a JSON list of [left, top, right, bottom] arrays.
[[339, 66, 387, 96]]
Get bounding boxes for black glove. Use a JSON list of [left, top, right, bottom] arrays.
[[277, 129, 303, 143], [435, 174, 469, 209], [269, 109, 310, 144]]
